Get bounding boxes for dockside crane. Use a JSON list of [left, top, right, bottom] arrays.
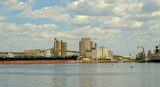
[[137, 46, 145, 59]]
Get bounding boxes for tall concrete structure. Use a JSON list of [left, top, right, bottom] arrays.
[[108, 50, 113, 58], [54, 38, 62, 56], [137, 51, 145, 60], [53, 38, 67, 56], [61, 41, 67, 56], [79, 37, 113, 59], [147, 50, 152, 57], [92, 46, 113, 60], [79, 37, 94, 57]]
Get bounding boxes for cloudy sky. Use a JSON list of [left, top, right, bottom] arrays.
[[0, 0, 160, 56]]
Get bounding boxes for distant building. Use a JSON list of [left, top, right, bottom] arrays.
[[61, 41, 67, 56], [44, 51, 51, 57], [79, 37, 113, 59], [113, 55, 123, 60], [53, 38, 67, 56], [147, 50, 152, 57], [7, 52, 15, 58], [92, 47, 113, 60], [0, 52, 25, 57], [121, 56, 136, 62], [25, 49, 42, 55], [137, 51, 145, 60], [53, 38, 62, 56], [0, 52, 15, 58], [79, 37, 93, 57]]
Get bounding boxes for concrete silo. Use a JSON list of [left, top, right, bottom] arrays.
[[79, 37, 93, 57], [53, 38, 67, 56], [61, 41, 67, 56]]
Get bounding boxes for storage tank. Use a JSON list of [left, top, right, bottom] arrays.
[[61, 42, 67, 56], [54, 40, 61, 56], [79, 39, 85, 56]]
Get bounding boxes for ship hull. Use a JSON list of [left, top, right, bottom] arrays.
[[0, 60, 77, 64], [0, 56, 77, 64], [149, 55, 160, 62]]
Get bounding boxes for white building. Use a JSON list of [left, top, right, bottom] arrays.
[[92, 47, 113, 60]]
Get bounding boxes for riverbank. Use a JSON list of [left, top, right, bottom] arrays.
[[77, 59, 136, 63]]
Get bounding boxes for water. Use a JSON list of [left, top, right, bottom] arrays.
[[0, 63, 160, 87]]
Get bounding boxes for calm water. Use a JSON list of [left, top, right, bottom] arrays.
[[0, 63, 160, 87]]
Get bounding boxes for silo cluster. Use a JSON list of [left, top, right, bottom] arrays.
[[79, 37, 95, 57], [53, 38, 67, 56]]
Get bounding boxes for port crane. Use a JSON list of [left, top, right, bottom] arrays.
[[137, 46, 145, 58]]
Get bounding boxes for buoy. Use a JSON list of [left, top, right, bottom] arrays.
[[131, 66, 133, 68]]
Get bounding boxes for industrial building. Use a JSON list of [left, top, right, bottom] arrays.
[[52, 38, 67, 56], [25, 49, 43, 55], [92, 47, 113, 60], [23, 38, 67, 57], [24, 49, 52, 57], [79, 37, 94, 57], [0, 52, 25, 57], [137, 51, 145, 60], [79, 37, 113, 60]]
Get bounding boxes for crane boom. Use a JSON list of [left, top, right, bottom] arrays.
[[137, 46, 145, 58]]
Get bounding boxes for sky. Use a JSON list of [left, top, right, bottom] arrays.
[[0, 0, 160, 56]]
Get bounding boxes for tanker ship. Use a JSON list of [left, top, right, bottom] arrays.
[[149, 55, 160, 62], [148, 46, 160, 62], [0, 53, 78, 64], [137, 45, 160, 62]]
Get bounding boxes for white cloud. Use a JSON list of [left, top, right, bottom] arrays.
[[101, 17, 143, 29], [0, 22, 57, 38], [0, 15, 7, 20], [66, 0, 116, 16], [66, 0, 144, 16], [57, 26, 122, 40], [131, 21, 143, 28], [14, 0, 160, 28], [0, 22, 58, 51], [18, 5, 108, 26], [0, 0, 35, 13], [70, 15, 106, 26], [141, 0, 160, 13], [18, 6, 70, 22], [151, 11, 160, 17]]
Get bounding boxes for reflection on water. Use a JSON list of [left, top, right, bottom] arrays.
[[0, 63, 160, 87], [79, 67, 94, 87]]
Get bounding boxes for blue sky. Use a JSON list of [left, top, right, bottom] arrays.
[[0, 0, 160, 56]]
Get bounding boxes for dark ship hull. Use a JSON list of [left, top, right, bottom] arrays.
[[0, 56, 78, 64], [148, 55, 160, 62]]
